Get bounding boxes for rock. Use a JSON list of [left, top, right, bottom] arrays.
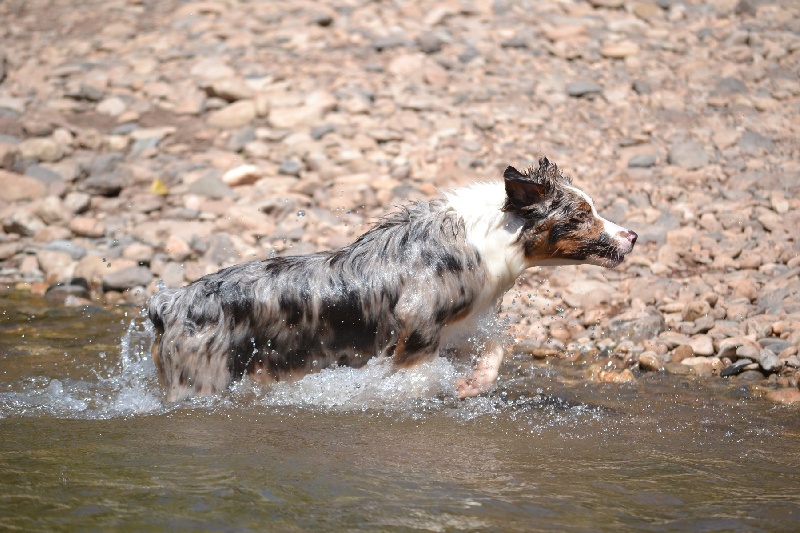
[[3, 210, 45, 236], [26, 164, 64, 185], [207, 79, 255, 102], [36, 249, 75, 282], [103, 265, 153, 292], [589, 0, 624, 7], [63, 192, 92, 214], [81, 172, 125, 197], [765, 388, 800, 404], [96, 96, 127, 116], [628, 153, 656, 168], [639, 351, 664, 371], [671, 344, 694, 363], [279, 159, 302, 176], [0, 170, 49, 201], [600, 41, 639, 58], [69, 216, 106, 238], [738, 130, 774, 155], [757, 350, 781, 372], [187, 171, 235, 199], [417, 32, 443, 54], [44, 279, 91, 303], [605, 307, 666, 343], [681, 356, 723, 377], [689, 335, 715, 356], [221, 164, 264, 186], [668, 142, 708, 169], [43, 240, 87, 260], [566, 81, 603, 98], [714, 77, 748, 96], [682, 300, 711, 321], [207, 100, 257, 128], [18, 137, 63, 162], [0, 142, 20, 169]]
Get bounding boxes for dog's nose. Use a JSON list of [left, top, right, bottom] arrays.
[[624, 230, 638, 246]]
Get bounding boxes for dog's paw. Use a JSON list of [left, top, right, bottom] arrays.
[[455, 376, 485, 399]]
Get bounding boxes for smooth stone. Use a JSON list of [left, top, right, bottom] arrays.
[[417, 32, 443, 54], [628, 153, 656, 168], [765, 388, 800, 404], [667, 141, 708, 170], [80, 172, 125, 197], [187, 171, 235, 199], [221, 164, 263, 186], [0, 170, 48, 201], [43, 240, 87, 260], [738, 130, 774, 155], [207, 100, 256, 129], [566, 81, 603, 97], [18, 137, 63, 162], [102, 265, 153, 291]]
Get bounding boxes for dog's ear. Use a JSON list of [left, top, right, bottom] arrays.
[[504, 166, 548, 208]]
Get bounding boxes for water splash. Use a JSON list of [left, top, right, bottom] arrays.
[[0, 311, 167, 420]]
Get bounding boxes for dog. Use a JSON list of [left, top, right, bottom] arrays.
[[148, 157, 637, 402]]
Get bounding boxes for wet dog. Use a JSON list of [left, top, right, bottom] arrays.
[[148, 158, 637, 402]]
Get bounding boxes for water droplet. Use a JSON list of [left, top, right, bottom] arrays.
[[297, 210, 306, 217]]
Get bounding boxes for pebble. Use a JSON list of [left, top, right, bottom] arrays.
[[207, 100, 257, 129], [667, 142, 708, 170], [102, 266, 153, 292], [566, 81, 604, 98]]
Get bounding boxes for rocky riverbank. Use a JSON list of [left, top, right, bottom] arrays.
[[1, 0, 798, 402]]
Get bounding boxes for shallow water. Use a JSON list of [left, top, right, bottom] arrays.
[[1, 293, 799, 532]]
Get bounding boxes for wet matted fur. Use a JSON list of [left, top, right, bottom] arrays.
[[149, 158, 637, 401]]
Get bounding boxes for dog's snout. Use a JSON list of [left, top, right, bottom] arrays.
[[623, 230, 638, 246]]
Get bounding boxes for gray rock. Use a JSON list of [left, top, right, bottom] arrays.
[[606, 307, 666, 343], [714, 77, 748, 96], [90, 152, 124, 175], [103, 266, 153, 291], [501, 37, 528, 49], [279, 159, 302, 176], [25, 164, 64, 184], [309, 12, 334, 27], [227, 126, 256, 152], [45, 280, 91, 302], [628, 153, 656, 168], [373, 35, 409, 52], [63, 192, 92, 214], [311, 124, 335, 140], [738, 130, 773, 155], [81, 172, 125, 197], [667, 141, 708, 169], [417, 32, 443, 54], [187, 171, 235, 199], [632, 79, 652, 95], [566, 81, 603, 98], [44, 240, 87, 260]]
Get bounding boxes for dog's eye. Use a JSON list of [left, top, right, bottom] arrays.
[[573, 211, 591, 224]]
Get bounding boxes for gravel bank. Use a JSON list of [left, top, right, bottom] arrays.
[[1, 0, 798, 401]]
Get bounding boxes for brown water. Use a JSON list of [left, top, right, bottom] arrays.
[[1, 292, 799, 532]]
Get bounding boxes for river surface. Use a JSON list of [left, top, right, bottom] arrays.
[[1, 292, 798, 532]]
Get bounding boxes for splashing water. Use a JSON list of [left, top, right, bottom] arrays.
[[0, 301, 607, 432], [0, 311, 166, 419]]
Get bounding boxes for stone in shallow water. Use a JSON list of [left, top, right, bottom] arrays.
[[605, 307, 666, 343]]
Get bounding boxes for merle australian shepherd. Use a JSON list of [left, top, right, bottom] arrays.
[[148, 158, 637, 402]]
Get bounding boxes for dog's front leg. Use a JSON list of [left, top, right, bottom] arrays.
[[456, 340, 506, 399]]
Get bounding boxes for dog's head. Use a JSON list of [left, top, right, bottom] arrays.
[[503, 158, 637, 268]]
